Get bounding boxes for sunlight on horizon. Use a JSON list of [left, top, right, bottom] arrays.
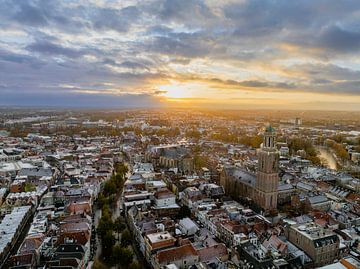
[[158, 81, 194, 100]]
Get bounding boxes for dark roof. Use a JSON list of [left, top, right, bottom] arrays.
[[308, 195, 328, 205], [224, 166, 256, 187], [55, 244, 85, 254], [156, 244, 198, 264], [278, 183, 294, 192], [161, 146, 189, 159], [18, 167, 53, 177]]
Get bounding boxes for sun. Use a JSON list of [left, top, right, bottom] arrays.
[[158, 82, 192, 99]]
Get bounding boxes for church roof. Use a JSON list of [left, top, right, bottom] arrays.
[[224, 166, 256, 187]]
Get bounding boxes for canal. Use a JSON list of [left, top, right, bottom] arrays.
[[317, 146, 338, 170]]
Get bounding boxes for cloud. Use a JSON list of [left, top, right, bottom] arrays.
[[0, 48, 43, 66], [153, 90, 167, 95], [158, 0, 216, 24], [26, 40, 85, 58], [179, 76, 298, 92], [290, 63, 360, 81], [92, 6, 141, 33], [12, 1, 48, 26], [103, 59, 151, 71], [318, 25, 360, 53], [1, 0, 360, 108], [146, 35, 210, 58]]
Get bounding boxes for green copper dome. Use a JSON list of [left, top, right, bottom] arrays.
[[265, 125, 276, 133]]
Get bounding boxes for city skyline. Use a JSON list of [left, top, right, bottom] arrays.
[[1, 0, 360, 110]]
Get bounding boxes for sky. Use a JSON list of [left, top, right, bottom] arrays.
[[1, 0, 360, 110]]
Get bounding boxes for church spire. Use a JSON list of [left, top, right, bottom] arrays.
[[263, 125, 276, 149], [255, 124, 279, 213]]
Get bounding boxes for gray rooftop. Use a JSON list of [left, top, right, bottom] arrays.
[[225, 166, 256, 187]]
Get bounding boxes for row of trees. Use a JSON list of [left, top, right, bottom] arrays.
[[97, 206, 138, 268], [326, 140, 350, 162], [98, 162, 128, 206], [95, 163, 141, 269]]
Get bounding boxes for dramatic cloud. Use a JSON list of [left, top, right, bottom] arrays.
[[319, 25, 360, 53], [26, 40, 85, 58], [1, 0, 360, 108]]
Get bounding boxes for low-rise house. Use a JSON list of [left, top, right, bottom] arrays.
[[153, 243, 199, 269], [306, 194, 331, 212], [47, 244, 86, 268], [144, 231, 176, 262], [217, 220, 245, 247], [9, 233, 45, 268], [317, 256, 360, 269], [330, 209, 360, 229], [154, 189, 180, 217], [201, 183, 225, 199], [238, 241, 273, 268], [9, 253, 36, 269], [197, 243, 228, 263], [263, 235, 288, 255], [179, 218, 199, 236], [67, 201, 92, 215], [154, 189, 176, 207], [182, 187, 203, 209]]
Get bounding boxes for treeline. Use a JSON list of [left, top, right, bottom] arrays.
[[185, 129, 202, 139], [239, 135, 263, 148], [194, 155, 210, 170], [7, 125, 125, 138], [288, 138, 321, 165], [210, 132, 238, 143], [8, 124, 178, 139], [122, 126, 181, 138], [210, 132, 263, 148], [9, 126, 33, 137], [326, 140, 350, 161], [95, 163, 141, 269]]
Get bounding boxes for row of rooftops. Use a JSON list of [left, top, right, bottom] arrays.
[[0, 130, 124, 268], [0, 206, 32, 258], [1, 111, 360, 269]]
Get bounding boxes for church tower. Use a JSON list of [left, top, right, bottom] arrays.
[[255, 125, 279, 212]]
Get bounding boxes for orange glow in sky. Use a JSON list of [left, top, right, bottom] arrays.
[[1, 1, 360, 110]]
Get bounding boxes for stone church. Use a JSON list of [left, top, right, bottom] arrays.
[[220, 126, 280, 213]]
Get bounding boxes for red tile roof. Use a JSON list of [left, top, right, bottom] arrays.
[[156, 243, 198, 264], [263, 235, 287, 254], [154, 189, 175, 199], [19, 233, 45, 254], [197, 243, 228, 262]]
